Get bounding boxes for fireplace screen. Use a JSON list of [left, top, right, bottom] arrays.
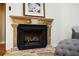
[[17, 24, 47, 50]]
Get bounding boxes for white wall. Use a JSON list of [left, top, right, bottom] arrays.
[[49, 3, 79, 47], [6, 3, 23, 50], [6, 3, 79, 50], [45, 3, 62, 47], [60, 3, 79, 42]]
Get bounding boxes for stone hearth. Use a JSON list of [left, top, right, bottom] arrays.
[[4, 46, 55, 56]]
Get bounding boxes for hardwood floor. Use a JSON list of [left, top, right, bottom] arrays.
[[0, 44, 6, 56], [0, 3, 6, 56]]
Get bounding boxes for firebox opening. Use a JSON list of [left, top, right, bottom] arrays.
[[17, 24, 48, 50], [24, 31, 42, 45]]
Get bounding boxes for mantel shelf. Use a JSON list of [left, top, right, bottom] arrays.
[[10, 16, 53, 22]]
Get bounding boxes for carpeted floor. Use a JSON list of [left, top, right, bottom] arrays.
[[4, 47, 55, 56]]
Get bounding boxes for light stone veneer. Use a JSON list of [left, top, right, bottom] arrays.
[[4, 47, 55, 56]]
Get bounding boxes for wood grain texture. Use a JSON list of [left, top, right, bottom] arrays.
[[0, 44, 6, 56], [0, 3, 6, 56]]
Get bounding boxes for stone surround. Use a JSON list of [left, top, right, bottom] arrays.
[[10, 16, 53, 48]]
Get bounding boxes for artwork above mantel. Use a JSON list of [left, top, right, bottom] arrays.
[[23, 3, 45, 17]]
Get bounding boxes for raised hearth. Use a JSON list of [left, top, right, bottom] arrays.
[[11, 16, 53, 49], [4, 47, 55, 56]]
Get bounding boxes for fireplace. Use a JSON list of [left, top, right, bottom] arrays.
[[11, 16, 53, 49], [17, 24, 48, 50]]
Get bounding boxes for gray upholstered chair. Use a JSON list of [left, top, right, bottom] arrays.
[[55, 39, 79, 56], [55, 26, 79, 56], [72, 26, 79, 39]]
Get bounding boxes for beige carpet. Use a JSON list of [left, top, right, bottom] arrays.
[[4, 47, 55, 56]]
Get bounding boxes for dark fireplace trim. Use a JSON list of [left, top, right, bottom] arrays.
[[17, 24, 48, 50]]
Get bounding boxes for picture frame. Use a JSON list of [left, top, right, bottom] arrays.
[[23, 3, 45, 18]]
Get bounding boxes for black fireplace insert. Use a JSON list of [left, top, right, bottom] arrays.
[[17, 24, 48, 50]]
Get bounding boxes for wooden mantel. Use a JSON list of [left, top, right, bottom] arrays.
[[10, 16, 53, 48]]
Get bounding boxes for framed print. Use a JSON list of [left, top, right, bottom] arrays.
[[23, 3, 45, 18]]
